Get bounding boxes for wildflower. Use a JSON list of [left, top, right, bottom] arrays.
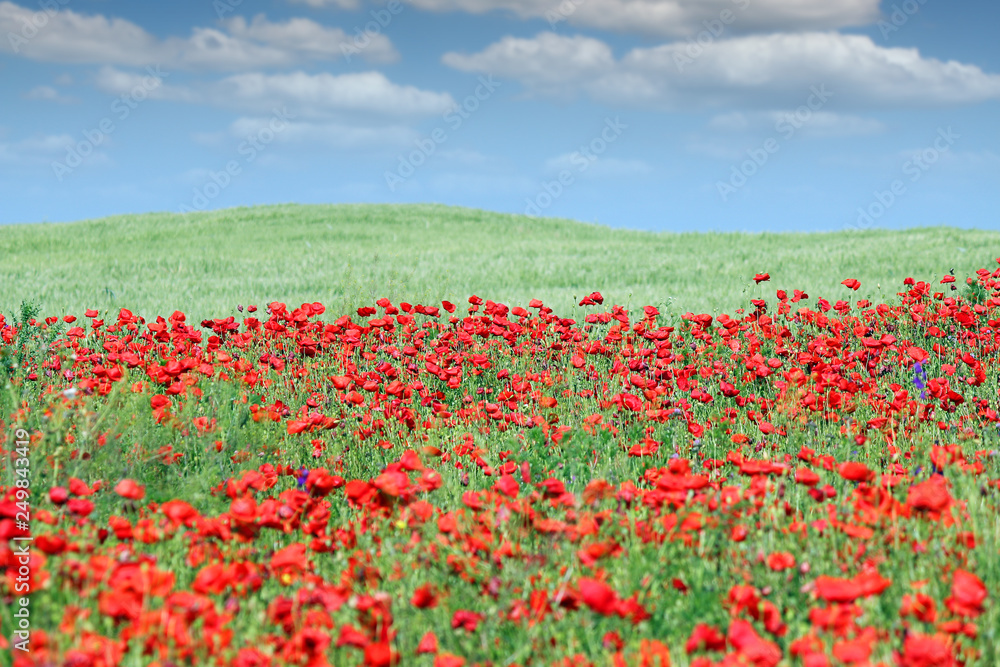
[[913, 362, 928, 400]]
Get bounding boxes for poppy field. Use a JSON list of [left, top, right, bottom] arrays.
[[3, 259, 1000, 666]]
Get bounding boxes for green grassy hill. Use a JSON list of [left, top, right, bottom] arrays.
[[1, 203, 997, 321]]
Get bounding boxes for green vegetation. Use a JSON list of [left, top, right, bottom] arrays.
[[2, 206, 1000, 665], [1, 203, 997, 320]]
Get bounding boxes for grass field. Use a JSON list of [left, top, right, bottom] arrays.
[[1, 204, 998, 321]]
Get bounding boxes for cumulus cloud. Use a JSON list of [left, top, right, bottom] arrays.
[[0, 3, 396, 68], [403, 0, 880, 37], [443, 31, 1000, 109], [221, 15, 397, 64], [213, 71, 454, 117], [95, 68, 456, 119]]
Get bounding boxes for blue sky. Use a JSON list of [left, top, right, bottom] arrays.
[[1, 0, 998, 231]]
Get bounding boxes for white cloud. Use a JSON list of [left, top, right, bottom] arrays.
[[22, 85, 77, 104], [771, 111, 884, 137], [403, 0, 879, 37], [0, 3, 394, 68], [708, 111, 885, 136], [95, 68, 456, 119], [445, 33, 613, 98], [288, 0, 360, 8], [1, 1, 159, 64], [213, 71, 455, 117], [0, 133, 109, 167], [229, 117, 420, 148], [93, 67, 193, 103], [443, 31, 1000, 109], [222, 15, 397, 64]]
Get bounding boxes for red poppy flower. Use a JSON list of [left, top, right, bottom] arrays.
[[620, 393, 643, 412], [906, 476, 952, 514], [306, 469, 344, 497], [815, 569, 890, 604], [336, 625, 370, 649], [767, 552, 796, 571], [901, 593, 937, 623], [451, 609, 484, 632], [896, 633, 955, 667], [160, 500, 199, 528], [944, 569, 986, 618], [416, 631, 439, 654], [66, 498, 94, 517], [373, 470, 409, 497], [727, 619, 781, 667], [578, 578, 620, 616], [685, 623, 725, 654], [270, 543, 309, 581], [494, 474, 520, 498], [795, 468, 820, 487], [49, 486, 69, 505], [68, 478, 95, 496], [363, 642, 399, 667], [837, 462, 874, 483], [114, 479, 145, 500], [411, 584, 439, 609]]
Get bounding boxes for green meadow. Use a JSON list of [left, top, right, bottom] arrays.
[[1, 203, 997, 320]]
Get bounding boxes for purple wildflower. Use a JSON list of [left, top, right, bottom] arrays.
[[912, 362, 928, 400]]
